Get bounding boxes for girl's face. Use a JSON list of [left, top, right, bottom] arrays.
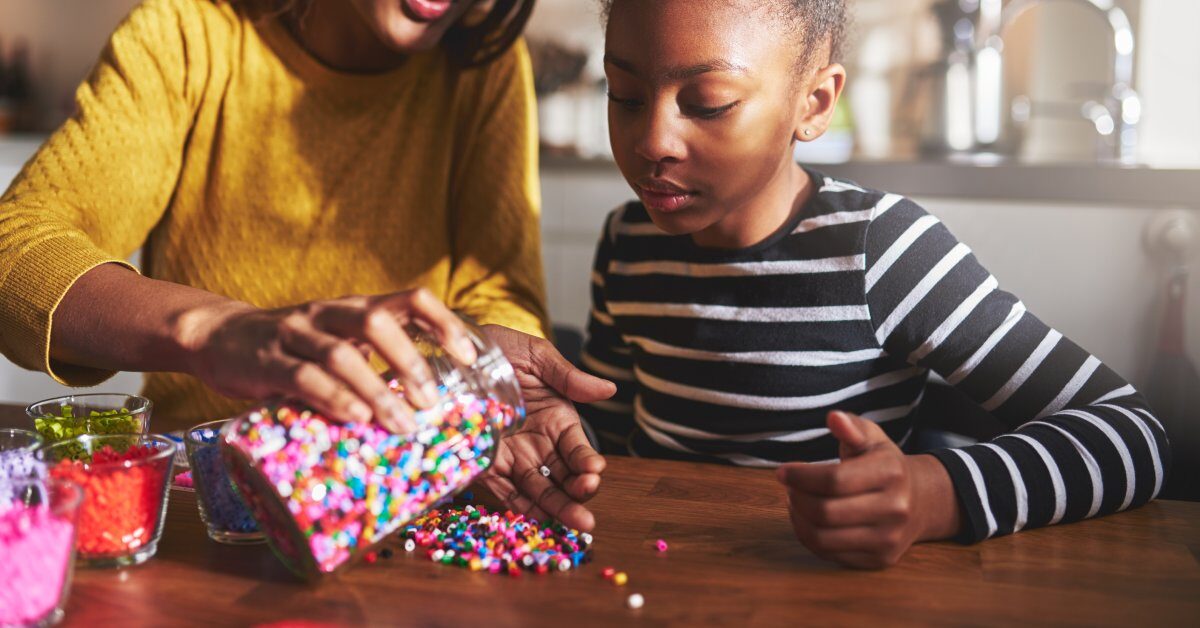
[[604, 0, 840, 247], [348, 0, 479, 52]]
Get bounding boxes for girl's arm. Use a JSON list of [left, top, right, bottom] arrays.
[[862, 198, 1168, 543], [577, 207, 639, 454]]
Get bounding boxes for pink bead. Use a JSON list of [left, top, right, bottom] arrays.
[[655, 539, 668, 552]]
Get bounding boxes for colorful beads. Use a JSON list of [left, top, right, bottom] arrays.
[[0, 502, 75, 625], [401, 506, 593, 576], [33, 407, 145, 458], [0, 442, 45, 511], [655, 538, 669, 552], [47, 441, 173, 560], [222, 390, 523, 578], [186, 426, 259, 538]]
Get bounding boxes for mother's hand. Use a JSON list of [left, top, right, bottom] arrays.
[[477, 325, 616, 532], [181, 289, 477, 433]]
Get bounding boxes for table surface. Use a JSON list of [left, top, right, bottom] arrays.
[[5, 404, 1199, 626]]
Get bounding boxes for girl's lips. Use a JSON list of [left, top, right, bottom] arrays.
[[637, 186, 696, 213], [404, 0, 453, 21]]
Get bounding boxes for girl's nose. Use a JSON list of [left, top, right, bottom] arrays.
[[633, 105, 686, 165]]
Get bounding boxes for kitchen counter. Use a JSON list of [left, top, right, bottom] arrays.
[[541, 154, 1200, 208]]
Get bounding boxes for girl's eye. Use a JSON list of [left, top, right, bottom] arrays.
[[606, 91, 643, 111], [685, 101, 740, 120]]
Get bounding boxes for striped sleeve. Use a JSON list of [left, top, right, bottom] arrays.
[[863, 198, 1171, 543], [577, 207, 638, 454]]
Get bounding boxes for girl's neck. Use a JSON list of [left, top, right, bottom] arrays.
[[690, 160, 814, 250], [282, 0, 408, 73]]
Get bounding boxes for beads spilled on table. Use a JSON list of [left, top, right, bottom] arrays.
[[0, 501, 75, 626], [400, 505, 593, 576], [48, 444, 171, 558], [222, 389, 522, 577]]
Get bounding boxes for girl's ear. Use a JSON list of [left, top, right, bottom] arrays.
[[792, 63, 846, 142]]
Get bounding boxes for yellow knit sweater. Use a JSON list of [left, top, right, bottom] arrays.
[[0, 0, 548, 431]]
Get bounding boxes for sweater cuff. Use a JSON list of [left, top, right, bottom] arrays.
[[0, 234, 139, 386], [928, 447, 991, 544], [473, 306, 548, 340]]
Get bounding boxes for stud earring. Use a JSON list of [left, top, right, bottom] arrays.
[[803, 129, 813, 137]]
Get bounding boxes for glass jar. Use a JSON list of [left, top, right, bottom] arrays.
[[1, 429, 46, 511], [220, 320, 525, 581]]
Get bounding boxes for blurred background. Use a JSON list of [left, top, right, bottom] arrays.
[[1, 0, 1197, 423]]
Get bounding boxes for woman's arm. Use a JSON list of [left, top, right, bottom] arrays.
[[445, 39, 549, 339], [0, 0, 202, 385]]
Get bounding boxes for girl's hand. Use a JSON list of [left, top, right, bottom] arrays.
[[180, 289, 477, 433], [476, 325, 616, 532], [776, 411, 961, 569]]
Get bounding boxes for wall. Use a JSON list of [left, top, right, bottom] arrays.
[[541, 166, 1200, 390]]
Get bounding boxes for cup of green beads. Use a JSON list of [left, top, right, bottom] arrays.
[[27, 394, 152, 456]]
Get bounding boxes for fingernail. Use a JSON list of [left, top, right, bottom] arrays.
[[420, 380, 440, 405], [348, 402, 372, 424], [456, 337, 477, 364]]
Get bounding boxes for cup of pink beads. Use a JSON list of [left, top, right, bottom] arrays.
[[220, 319, 526, 581], [0, 477, 83, 627]]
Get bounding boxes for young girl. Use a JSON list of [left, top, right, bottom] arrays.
[[580, 0, 1170, 567], [0, 0, 610, 531]]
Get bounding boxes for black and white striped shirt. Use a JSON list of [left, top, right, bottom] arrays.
[[578, 171, 1170, 543]]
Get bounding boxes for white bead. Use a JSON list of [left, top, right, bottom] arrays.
[[431, 549, 445, 561], [627, 593, 644, 610], [404, 539, 416, 552]]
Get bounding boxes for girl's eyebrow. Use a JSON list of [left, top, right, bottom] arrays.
[[604, 53, 749, 80]]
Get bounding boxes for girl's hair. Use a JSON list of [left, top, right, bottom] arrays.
[[599, 0, 848, 66], [230, 0, 534, 68]]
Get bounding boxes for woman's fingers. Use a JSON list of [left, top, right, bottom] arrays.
[[313, 297, 441, 409], [270, 354, 371, 425], [278, 314, 415, 433], [381, 289, 477, 365]]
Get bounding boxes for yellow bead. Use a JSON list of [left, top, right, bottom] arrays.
[[469, 558, 483, 571], [613, 572, 628, 586]]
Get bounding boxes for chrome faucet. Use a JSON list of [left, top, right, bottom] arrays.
[[922, 0, 1140, 164]]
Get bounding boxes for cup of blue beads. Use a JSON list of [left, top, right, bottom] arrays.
[[184, 419, 264, 544]]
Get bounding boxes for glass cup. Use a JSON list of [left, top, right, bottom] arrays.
[[0, 477, 83, 627], [36, 434, 176, 568], [26, 394, 152, 454], [1, 428, 47, 512], [184, 419, 263, 544]]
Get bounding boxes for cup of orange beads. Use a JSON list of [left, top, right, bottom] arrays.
[[36, 434, 176, 568], [220, 318, 526, 581], [0, 477, 83, 626]]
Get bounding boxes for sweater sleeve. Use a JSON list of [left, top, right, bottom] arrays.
[[445, 39, 549, 339], [0, 0, 202, 385], [863, 197, 1170, 543], [577, 207, 638, 454]]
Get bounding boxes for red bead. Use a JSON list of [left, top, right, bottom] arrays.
[[601, 566, 616, 579]]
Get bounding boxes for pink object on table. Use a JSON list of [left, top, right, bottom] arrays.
[[0, 503, 75, 626], [656, 539, 669, 552]]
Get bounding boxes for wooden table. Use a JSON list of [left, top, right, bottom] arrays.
[[5, 404, 1199, 626]]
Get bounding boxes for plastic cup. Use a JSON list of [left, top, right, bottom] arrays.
[[184, 419, 263, 544], [0, 477, 83, 627], [37, 434, 175, 568]]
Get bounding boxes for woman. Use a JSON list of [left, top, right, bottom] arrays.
[[0, 0, 611, 530]]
